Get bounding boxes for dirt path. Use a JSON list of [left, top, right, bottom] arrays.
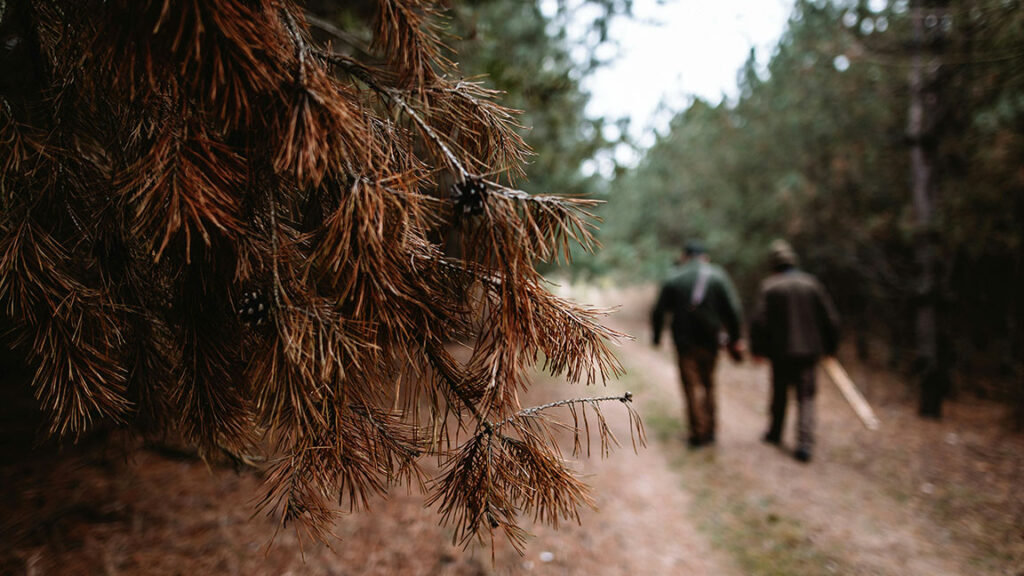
[[0, 335, 741, 576], [490, 372, 744, 576], [592, 283, 1023, 576], [3, 284, 1021, 575], [622, 333, 966, 575], [0, 372, 741, 576]]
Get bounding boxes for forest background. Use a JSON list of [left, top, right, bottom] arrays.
[[396, 0, 1024, 420]]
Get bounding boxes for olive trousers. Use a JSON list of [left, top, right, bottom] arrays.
[[676, 346, 719, 442]]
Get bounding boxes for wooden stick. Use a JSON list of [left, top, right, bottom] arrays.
[[822, 357, 880, 431]]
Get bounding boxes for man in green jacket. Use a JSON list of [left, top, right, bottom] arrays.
[[652, 241, 744, 447], [751, 240, 840, 463]]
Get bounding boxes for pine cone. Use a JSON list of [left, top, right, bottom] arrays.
[[237, 289, 269, 326], [452, 177, 487, 215]]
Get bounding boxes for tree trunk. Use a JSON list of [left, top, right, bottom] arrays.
[[907, 0, 949, 418]]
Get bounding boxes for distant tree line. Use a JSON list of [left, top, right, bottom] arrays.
[[600, 0, 1024, 421]]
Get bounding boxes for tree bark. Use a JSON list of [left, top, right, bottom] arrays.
[[907, 0, 950, 418]]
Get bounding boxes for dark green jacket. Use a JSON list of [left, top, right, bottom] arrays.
[[750, 268, 840, 359], [652, 261, 743, 351]]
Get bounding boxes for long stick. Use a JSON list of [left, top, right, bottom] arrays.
[[822, 357, 880, 431]]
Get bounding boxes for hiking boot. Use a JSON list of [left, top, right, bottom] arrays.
[[794, 448, 812, 463]]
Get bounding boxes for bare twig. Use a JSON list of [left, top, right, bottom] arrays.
[[493, 392, 634, 431]]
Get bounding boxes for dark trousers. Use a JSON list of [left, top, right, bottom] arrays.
[[676, 346, 719, 442], [767, 356, 818, 453]]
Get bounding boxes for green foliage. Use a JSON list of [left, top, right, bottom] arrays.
[[600, 0, 1024, 396], [449, 1, 614, 198], [606, 1, 907, 290]]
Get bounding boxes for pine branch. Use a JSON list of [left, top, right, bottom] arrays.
[[1, 0, 643, 551], [373, 0, 453, 90], [427, 391, 642, 550], [322, 50, 529, 182], [0, 219, 132, 438], [493, 392, 635, 431], [276, 8, 376, 187], [116, 114, 246, 262], [97, 0, 290, 127]]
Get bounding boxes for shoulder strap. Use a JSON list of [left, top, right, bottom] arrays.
[[690, 264, 711, 309]]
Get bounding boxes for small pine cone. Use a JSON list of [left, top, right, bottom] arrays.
[[237, 288, 269, 326], [452, 176, 487, 215]]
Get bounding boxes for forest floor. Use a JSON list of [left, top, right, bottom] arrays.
[[1, 285, 1022, 576]]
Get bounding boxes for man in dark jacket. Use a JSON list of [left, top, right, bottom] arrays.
[[652, 241, 744, 447], [751, 239, 840, 463]]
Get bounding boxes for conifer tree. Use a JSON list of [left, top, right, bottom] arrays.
[[0, 0, 641, 549]]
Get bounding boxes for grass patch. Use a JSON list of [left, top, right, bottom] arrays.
[[641, 411, 682, 443], [681, 456, 843, 576]]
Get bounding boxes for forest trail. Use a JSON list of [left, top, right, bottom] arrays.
[[586, 283, 1023, 576], [3, 286, 1022, 576]]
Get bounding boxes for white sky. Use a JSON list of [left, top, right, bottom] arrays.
[[567, 0, 796, 146]]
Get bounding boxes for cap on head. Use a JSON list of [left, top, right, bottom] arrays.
[[769, 239, 799, 269], [684, 239, 707, 257]]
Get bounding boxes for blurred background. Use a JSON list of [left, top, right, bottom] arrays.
[[449, 0, 1024, 424]]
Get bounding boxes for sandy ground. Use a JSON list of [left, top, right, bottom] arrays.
[[1, 285, 1021, 575]]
